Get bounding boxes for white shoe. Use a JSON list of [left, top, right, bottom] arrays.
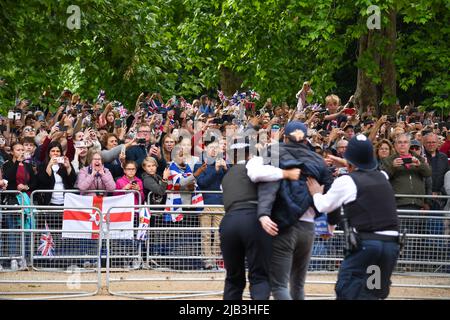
[[10, 259, 18, 271], [19, 258, 27, 270]]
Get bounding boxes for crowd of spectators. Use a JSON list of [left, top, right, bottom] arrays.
[[0, 84, 449, 270]]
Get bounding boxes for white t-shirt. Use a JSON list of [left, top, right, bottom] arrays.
[[50, 165, 65, 205]]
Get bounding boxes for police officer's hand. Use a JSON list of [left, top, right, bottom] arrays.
[[306, 177, 324, 195], [259, 216, 278, 236], [282, 168, 300, 180]]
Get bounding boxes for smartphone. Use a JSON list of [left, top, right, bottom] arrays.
[[75, 141, 86, 148], [342, 108, 356, 116], [8, 111, 15, 120], [131, 180, 137, 185], [137, 138, 146, 144], [114, 119, 123, 127], [121, 145, 126, 154], [60, 125, 68, 132]]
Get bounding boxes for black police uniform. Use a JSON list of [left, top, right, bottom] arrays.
[[337, 170, 400, 300], [220, 163, 272, 300]]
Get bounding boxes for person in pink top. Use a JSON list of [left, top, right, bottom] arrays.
[[115, 160, 144, 205]]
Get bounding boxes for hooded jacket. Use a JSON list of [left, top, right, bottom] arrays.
[[257, 141, 339, 231]]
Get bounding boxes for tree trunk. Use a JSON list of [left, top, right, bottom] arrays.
[[354, 8, 397, 117], [219, 66, 243, 96], [380, 8, 397, 115], [354, 31, 379, 115]]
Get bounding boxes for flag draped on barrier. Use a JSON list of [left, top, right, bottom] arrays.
[[164, 162, 204, 222], [38, 221, 55, 256], [136, 207, 151, 241], [62, 193, 134, 239]]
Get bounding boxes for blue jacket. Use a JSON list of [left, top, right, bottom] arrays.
[[199, 104, 214, 116], [194, 161, 228, 205], [126, 144, 166, 179], [257, 142, 339, 231]]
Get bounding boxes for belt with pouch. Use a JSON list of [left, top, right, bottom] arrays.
[[358, 232, 399, 242]]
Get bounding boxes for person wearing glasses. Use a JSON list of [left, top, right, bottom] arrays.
[[115, 160, 144, 205], [126, 124, 166, 179]]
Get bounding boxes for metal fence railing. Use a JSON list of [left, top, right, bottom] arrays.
[[0, 205, 102, 299], [1, 191, 450, 299]]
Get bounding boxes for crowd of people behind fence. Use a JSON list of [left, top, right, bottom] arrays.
[[0, 83, 449, 272]]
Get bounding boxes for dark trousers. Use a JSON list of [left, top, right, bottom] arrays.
[[335, 239, 399, 300], [219, 209, 272, 300]]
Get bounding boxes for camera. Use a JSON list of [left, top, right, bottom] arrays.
[[386, 116, 396, 123], [56, 157, 65, 164], [114, 119, 123, 128], [131, 180, 137, 185], [402, 157, 413, 164]]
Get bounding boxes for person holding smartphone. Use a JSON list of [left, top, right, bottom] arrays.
[[37, 141, 77, 207], [380, 133, 432, 252], [115, 160, 144, 205]]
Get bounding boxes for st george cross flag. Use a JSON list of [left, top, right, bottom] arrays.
[[164, 162, 204, 222], [38, 221, 55, 256], [62, 193, 134, 239], [250, 90, 260, 100], [136, 207, 151, 241]]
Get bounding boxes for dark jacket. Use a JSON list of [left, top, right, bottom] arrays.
[[2, 159, 38, 192], [37, 162, 77, 204], [424, 150, 449, 193], [142, 172, 167, 205], [380, 152, 432, 207], [194, 161, 229, 205], [126, 144, 166, 178], [257, 141, 339, 231]]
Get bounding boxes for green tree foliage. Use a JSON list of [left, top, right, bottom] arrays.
[[0, 0, 448, 114]]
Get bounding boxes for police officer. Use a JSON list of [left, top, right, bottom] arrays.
[[307, 134, 400, 300], [220, 139, 299, 300]]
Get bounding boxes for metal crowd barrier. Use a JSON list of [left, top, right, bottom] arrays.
[[105, 204, 226, 299], [0, 191, 26, 273], [2, 190, 450, 299], [31, 189, 142, 206], [0, 205, 102, 300]]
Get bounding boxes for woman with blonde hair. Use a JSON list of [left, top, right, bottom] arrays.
[[160, 134, 176, 163]]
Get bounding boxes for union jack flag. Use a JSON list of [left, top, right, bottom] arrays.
[[114, 101, 128, 117], [38, 221, 55, 256], [164, 162, 204, 222], [179, 97, 192, 109], [231, 91, 240, 105], [217, 90, 227, 102], [136, 207, 151, 241], [96, 89, 106, 104]]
